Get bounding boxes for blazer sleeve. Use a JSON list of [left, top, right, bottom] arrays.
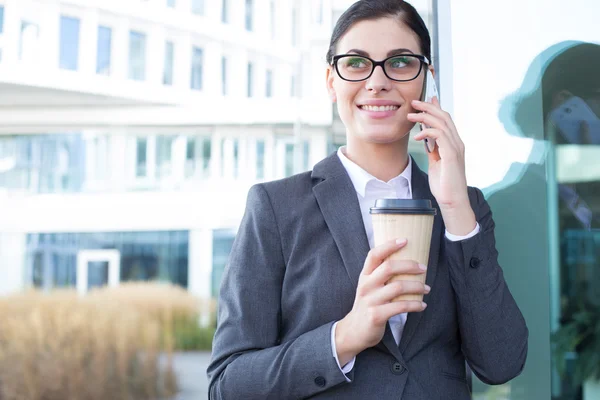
[[207, 184, 350, 399], [443, 186, 529, 385]]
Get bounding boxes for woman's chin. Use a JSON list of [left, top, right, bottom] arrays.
[[358, 130, 410, 145]]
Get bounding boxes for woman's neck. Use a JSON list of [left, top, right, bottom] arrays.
[[344, 137, 410, 182]]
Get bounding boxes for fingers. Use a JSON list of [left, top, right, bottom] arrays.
[[366, 279, 430, 306], [371, 301, 428, 323], [409, 99, 465, 153], [361, 238, 407, 276], [368, 259, 426, 288]]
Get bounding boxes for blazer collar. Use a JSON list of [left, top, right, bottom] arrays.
[[312, 153, 442, 361]]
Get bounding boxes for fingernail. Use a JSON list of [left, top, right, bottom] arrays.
[[422, 302, 428, 309], [396, 238, 407, 245], [425, 285, 431, 293], [419, 263, 427, 271], [412, 99, 421, 104]]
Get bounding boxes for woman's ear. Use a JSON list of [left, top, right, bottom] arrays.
[[326, 67, 337, 102], [429, 66, 436, 79]]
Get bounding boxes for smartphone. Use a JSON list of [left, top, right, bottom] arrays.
[[549, 96, 600, 145], [420, 69, 439, 153]]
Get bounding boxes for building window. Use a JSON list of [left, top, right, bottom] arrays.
[[136, 137, 148, 177], [256, 140, 265, 179], [59, 16, 80, 71], [0, 6, 5, 34], [291, 8, 297, 46], [222, 0, 228, 23], [163, 41, 174, 85], [247, 62, 253, 97], [191, 0, 204, 15], [185, 136, 211, 178], [167, 0, 175, 8], [221, 56, 227, 95], [233, 139, 239, 178], [128, 31, 147, 81], [245, 0, 253, 31], [212, 230, 235, 297], [96, 26, 112, 75], [191, 47, 203, 90], [19, 21, 40, 61], [285, 143, 294, 177], [270, 0, 275, 39], [266, 69, 273, 98], [303, 140, 310, 170], [156, 136, 174, 178], [291, 75, 296, 97]]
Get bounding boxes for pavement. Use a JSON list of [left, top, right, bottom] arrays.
[[167, 351, 212, 400]]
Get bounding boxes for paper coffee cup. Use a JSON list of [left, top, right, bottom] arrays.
[[370, 199, 436, 302]]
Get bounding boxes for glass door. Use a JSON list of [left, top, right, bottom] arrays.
[[76, 249, 120, 295]]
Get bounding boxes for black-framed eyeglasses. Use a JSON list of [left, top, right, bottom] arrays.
[[332, 54, 430, 82]]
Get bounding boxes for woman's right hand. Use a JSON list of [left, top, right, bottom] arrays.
[[335, 238, 430, 366]]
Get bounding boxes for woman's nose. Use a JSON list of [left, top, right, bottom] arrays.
[[365, 65, 392, 92]]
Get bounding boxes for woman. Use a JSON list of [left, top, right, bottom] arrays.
[[207, 1, 528, 399]]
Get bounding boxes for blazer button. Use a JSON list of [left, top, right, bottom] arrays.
[[314, 376, 326, 387], [391, 362, 406, 375], [470, 257, 481, 269]]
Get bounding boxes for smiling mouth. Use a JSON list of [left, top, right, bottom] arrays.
[[358, 105, 400, 112]]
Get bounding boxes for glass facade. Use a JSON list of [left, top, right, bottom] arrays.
[[27, 231, 189, 290], [96, 26, 112, 75], [59, 16, 80, 71]]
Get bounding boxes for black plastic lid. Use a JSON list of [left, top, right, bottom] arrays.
[[369, 199, 437, 215]]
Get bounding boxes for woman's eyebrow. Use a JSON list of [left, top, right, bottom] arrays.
[[344, 48, 416, 57]]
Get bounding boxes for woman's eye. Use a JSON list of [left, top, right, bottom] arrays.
[[389, 57, 410, 68], [346, 58, 368, 68]]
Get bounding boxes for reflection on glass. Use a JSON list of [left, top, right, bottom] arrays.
[[96, 26, 112, 75], [128, 30, 147, 81], [544, 43, 600, 399], [164, 41, 174, 85]]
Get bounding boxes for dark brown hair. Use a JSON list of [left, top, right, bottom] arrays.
[[326, 0, 432, 64]]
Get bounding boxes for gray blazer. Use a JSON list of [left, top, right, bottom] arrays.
[[207, 153, 528, 399]]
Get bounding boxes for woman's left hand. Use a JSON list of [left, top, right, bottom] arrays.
[[407, 97, 477, 235]]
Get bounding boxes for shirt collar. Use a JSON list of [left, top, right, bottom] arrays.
[[337, 146, 412, 198]]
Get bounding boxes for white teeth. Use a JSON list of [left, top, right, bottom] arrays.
[[360, 105, 399, 112]]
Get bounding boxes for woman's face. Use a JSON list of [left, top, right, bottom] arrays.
[[326, 17, 431, 146]]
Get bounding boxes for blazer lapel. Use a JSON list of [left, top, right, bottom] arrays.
[[312, 154, 370, 291], [399, 159, 443, 354]]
